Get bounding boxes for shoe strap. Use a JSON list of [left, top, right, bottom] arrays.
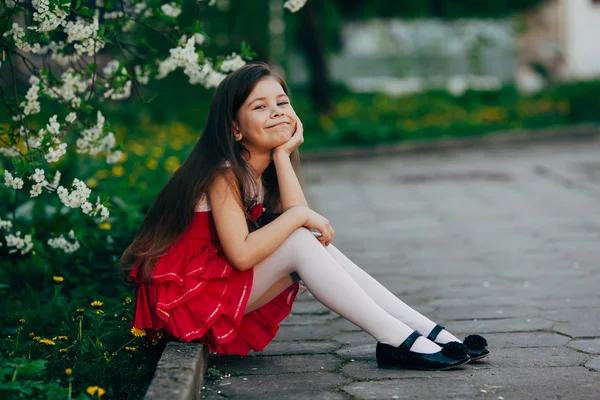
[[397, 331, 422, 353], [427, 324, 445, 341]]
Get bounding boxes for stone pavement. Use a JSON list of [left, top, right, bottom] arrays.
[[202, 138, 600, 399]]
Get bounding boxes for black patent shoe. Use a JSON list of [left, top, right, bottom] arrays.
[[376, 331, 470, 370], [427, 324, 490, 361]]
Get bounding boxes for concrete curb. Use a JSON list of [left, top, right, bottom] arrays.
[[300, 124, 600, 162], [143, 342, 208, 400]]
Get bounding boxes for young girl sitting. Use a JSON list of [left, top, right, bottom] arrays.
[[121, 62, 489, 371]]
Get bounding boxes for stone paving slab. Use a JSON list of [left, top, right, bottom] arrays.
[[259, 340, 343, 355], [202, 372, 351, 399], [568, 339, 600, 355], [203, 139, 600, 399], [209, 354, 342, 375], [341, 366, 600, 400]]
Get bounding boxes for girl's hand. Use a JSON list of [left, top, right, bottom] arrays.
[[273, 118, 304, 157], [293, 206, 334, 247]]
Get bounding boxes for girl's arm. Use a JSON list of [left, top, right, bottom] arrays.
[[209, 170, 315, 271], [273, 151, 308, 211]]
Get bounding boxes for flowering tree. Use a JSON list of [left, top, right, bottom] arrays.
[[0, 0, 307, 259]]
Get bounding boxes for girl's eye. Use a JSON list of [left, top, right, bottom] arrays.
[[254, 101, 289, 110]]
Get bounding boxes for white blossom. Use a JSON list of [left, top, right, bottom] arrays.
[[156, 38, 219, 87], [102, 60, 121, 76], [104, 11, 124, 20], [29, 168, 48, 197], [5, 232, 34, 255], [0, 146, 21, 158], [220, 53, 246, 72], [103, 80, 132, 100], [57, 178, 92, 208], [0, 219, 12, 231], [45, 142, 67, 163], [134, 65, 150, 85], [20, 76, 41, 116], [57, 180, 109, 220], [106, 150, 123, 164], [64, 11, 105, 56], [48, 231, 80, 253], [204, 66, 227, 88], [76, 111, 117, 157], [30, 182, 45, 197], [81, 201, 93, 214], [283, 0, 307, 13], [194, 33, 206, 45], [49, 171, 61, 189], [161, 3, 182, 18], [4, 171, 24, 190], [31, 168, 46, 183], [65, 112, 77, 123], [31, 0, 69, 33], [42, 68, 89, 104], [133, 1, 153, 17]]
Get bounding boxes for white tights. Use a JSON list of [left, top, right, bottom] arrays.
[[245, 228, 460, 354]]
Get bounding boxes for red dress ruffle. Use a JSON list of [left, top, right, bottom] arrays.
[[129, 205, 299, 356]]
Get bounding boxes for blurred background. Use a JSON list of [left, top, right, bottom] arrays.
[[4, 0, 600, 201], [94, 0, 600, 200]]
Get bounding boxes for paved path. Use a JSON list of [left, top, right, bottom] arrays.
[[203, 138, 600, 399]]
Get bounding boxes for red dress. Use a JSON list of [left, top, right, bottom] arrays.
[[129, 204, 300, 355]]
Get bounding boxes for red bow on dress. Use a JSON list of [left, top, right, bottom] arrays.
[[248, 204, 264, 221]]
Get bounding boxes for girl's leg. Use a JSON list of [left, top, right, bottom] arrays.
[[325, 244, 460, 344], [244, 275, 294, 314], [245, 228, 442, 354]]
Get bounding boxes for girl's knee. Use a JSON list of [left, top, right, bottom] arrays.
[[283, 227, 318, 254]]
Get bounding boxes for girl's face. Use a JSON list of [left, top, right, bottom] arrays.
[[233, 77, 297, 152]]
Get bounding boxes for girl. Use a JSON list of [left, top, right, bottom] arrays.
[[121, 62, 488, 370]]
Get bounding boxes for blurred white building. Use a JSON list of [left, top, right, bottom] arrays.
[[520, 0, 600, 81]]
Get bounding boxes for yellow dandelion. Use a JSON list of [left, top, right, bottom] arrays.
[[53, 276, 64, 283], [86, 178, 98, 189], [111, 165, 125, 177], [90, 301, 103, 308], [39, 338, 56, 346], [59, 348, 67, 353], [33, 336, 40, 342], [98, 222, 111, 230], [121, 316, 128, 321], [130, 327, 146, 337], [164, 156, 181, 174], [29, 332, 35, 337], [18, 318, 25, 325], [119, 152, 128, 163], [96, 170, 109, 179], [76, 308, 84, 313], [151, 146, 164, 158], [65, 368, 72, 376], [124, 297, 132, 304], [145, 158, 158, 170], [86, 386, 106, 397], [57, 335, 69, 340], [125, 346, 137, 352]]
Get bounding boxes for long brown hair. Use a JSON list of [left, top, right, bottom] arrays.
[[120, 62, 303, 282]]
